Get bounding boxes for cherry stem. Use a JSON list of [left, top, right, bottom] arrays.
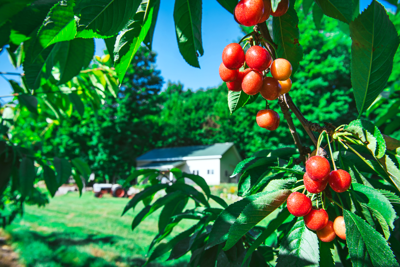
[[324, 131, 337, 170], [328, 197, 343, 210], [292, 185, 305, 192]]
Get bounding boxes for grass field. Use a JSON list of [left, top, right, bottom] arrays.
[[4, 192, 198, 267]]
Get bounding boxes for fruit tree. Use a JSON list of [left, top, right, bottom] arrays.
[[1, 0, 400, 266]]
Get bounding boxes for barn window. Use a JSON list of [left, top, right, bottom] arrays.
[[225, 170, 228, 177], [207, 170, 209, 174], [197, 170, 199, 175]]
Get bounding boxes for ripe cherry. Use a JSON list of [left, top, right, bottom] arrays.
[[259, 0, 272, 23], [234, 0, 265, 26], [279, 78, 292, 94], [271, 0, 289, 17], [333, 216, 346, 240], [286, 192, 312, 217], [242, 70, 263, 95], [306, 156, 331, 182], [328, 169, 351, 193], [219, 63, 239, 82], [245, 46, 272, 72], [317, 221, 336, 242], [271, 58, 292, 81], [260, 77, 282, 100], [256, 109, 280, 131], [226, 69, 251, 91], [222, 43, 245, 70], [304, 208, 329, 231], [303, 173, 328, 194]]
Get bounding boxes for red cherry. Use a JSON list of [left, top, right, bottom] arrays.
[[317, 221, 336, 242], [271, 0, 289, 17], [245, 46, 272, 72], [226, 69, 251, 92], [304, 208, 329, 231], [234, 0, 265, 26], [259, 0, 271, 23], [259, 77, 282, 100], [219, 63, 239, 82], [328, 169, 351, 193], [222, 43, 245, 70], [242, 70, 263, 95], [286, 192, 312, 217], [306, 156, 331, 182], [303, 173, 328, 194], [333, 216, 346, 240], [256, 109, 280, 131]]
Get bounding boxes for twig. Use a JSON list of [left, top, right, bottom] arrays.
[[0, 72, 22, 76], [278, 95, 307, 163]]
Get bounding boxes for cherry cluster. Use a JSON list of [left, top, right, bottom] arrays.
[[219, 0, 292, 131], [287, 156, 351, 242]]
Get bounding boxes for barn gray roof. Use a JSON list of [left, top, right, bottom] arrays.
[[137, 143, 235, 162]]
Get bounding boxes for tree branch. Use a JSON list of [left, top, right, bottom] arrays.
[[278, 96, 308, 163]]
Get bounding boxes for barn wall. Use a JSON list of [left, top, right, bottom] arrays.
[[220, 147, 241, 183], [181, 159, 221, 185]]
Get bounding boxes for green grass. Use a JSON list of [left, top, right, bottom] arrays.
[[5, 192, 197, 267]]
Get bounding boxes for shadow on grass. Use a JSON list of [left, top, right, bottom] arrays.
[[10, 229, 187, 267]]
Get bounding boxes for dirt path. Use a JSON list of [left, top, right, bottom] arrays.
[[0, 232, 22, 267]]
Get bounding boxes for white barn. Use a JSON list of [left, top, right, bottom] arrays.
[[136, 143, 242, 185]]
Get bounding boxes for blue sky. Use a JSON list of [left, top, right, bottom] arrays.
[[0, 0, 393, 97]]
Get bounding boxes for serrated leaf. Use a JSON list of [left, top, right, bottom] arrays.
[[43, 165, 58, 197], [350, 1, 399, 115], [378, 154, 400, 194], [232, 156, 261, 177], [276, 219, 319, 267], [33, 0, 77, 58], [19, 157, 35, 198], [216, 0, 238, 14], [312, 3, 324, 30], [57, 38, 94, 85], [379, 189, 400, 205], [143, 0, 160, 50], [344, 210, 399, 267], [173, 0, 203, 68], [242, 208, 292, 266], [315, 0, 353, 23], [53, 157, 71, 185], [74, 0, 142, 37], [114, 0, 156, 82], [18, 94, 38, 115], [228, 90, 258, 114], [264, 178, 297, 191], [352, 183, 396, 239], [319, 241, 335, 267], [68, 93, 84, 117], [272, 1, 303, 75]]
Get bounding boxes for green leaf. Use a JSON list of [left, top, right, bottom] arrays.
[[104, 74, 119, 98], [173, 0, 203, 68], [271, 0, 283, 12], [232, 156, 261, 176], [315, 0, 353, 23], [319, 241, 335, 267], [33, 0, 77, 57], [264, 178, 297, 191], [216, 0, 238, 14], [167, 183, 210, 207], [68, 93, 85, 117], [170, 168, 182, 179], [132, 191, 184, 231], [312, 3, 324, 30], [242, 208, 292, 266], [379, 189, 400, 205], [72, 170, 83, 196], [43, 165, 58, 197], [104, 36, 117, 64], [0, 22, 11, 50], [71, 157, 91, 180], [210, 194, 228, 208], [272, 1, 303, 75], [350, 1, 399, 115], [345, 119, 386, 158], [352, 183, 396, 238], [19, 157, 35, 198], [114, 0, 156, 82], [276, 219, 319, 267], [158, 197, 188, 233], [18, 94, 38, 115], [9, 80, 28, 94], [378, 154, 400, 194], [74, 0, 142, 37], [53, 157, 71, 185], [122, 184, 168, 215], [143, 0, 160, 50], [0, 0, 35, 27], [228, 90, 258, 114], [183, 173, 211, 198], [302, 0, 314, 15], [344, 210, 399, 267], [57, 38, 94, 85]]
